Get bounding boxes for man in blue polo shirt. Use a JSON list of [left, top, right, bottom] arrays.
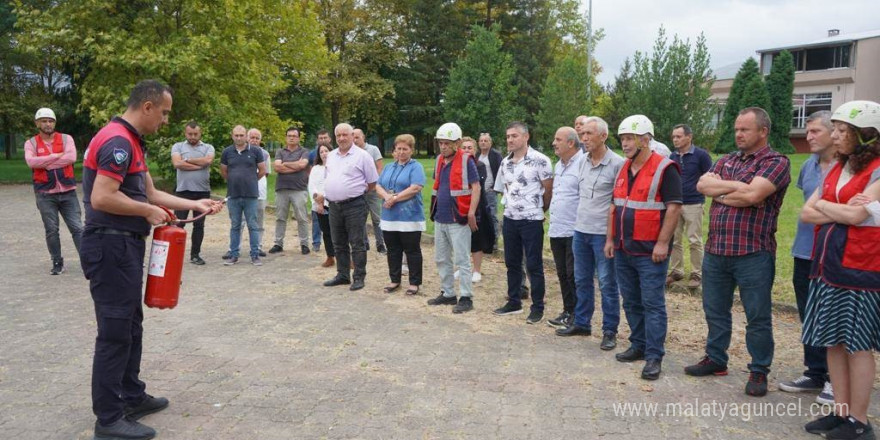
[[667, 124, 712, 288], [220, 125, 267, 266], [81, 80, 223, 440]]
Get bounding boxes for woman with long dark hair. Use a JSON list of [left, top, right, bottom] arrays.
[[801, 100, 880, 439], [308, 144, 335, 267]]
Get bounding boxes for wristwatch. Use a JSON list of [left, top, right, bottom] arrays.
[[718, 194, 726, 202]]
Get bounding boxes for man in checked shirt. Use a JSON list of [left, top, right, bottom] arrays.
[[686, 107, 791, 397]]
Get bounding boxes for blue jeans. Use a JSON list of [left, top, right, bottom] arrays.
[[503, 218, 545, 312], [615, 250, 668, 361], [703, 251, 775, 374], [312, 211, 322, 248], [227, 197, 260, 258], [573, 232, 620, 333]]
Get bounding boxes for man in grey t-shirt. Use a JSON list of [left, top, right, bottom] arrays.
[[353, 128, 386, 253], [171, 121, 215, 265], [270, 127, 312, 255]]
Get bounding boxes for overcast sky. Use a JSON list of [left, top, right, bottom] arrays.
[[585, 0, 879, 85]]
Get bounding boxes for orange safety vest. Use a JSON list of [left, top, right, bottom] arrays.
[[431, 148, 474, 224], [810, 157, 880, 291], [31, 133, 76, 192], [611, 152, 678, 255]]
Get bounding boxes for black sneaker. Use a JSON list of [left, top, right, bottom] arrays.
[[519, 285, 529, 300], [251, 256, 263, 266], [684, 356, 728, 376], [600, 332, 618, 351], [556, 325, 590, 336], [826, 417, 874, 440], [427, 293, 458, 306], [615, 346, 645, 363], [94, 416, 156, 440], [301, 245, 311, 255], [526, 310, 543, 324], [745, 371, 768, 397], [222, 251, 233, 260], [805, 414, 847, 435], [124, 395, 169, 421], [50, 258, 64, 275], [493, 302, 523, 315], [258, 250, 267, 257], [268, 245, 283, 254], [453, 297, 473, 314], [190, 256, 206, 265], [779, 375, 824, 393], [547, 311, 571, 329], [223, 257, 239, 266], [377, 244, 387, 254]]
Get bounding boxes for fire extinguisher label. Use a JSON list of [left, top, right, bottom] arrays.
[[148, 239, 170, 277]]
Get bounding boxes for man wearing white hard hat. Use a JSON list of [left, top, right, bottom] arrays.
[[24, 107, 83, 275], [604, 114, 682, 381], [427, 122, 481, 314]]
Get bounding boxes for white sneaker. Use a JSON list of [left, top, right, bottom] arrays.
[[453, 269, 460, 279], [816, 381, 834, 405], [472, 272, 482, 283]]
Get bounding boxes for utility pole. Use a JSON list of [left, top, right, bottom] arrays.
[[585, 0, 593, 103]]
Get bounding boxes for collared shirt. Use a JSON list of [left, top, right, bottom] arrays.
[[275, 146, 311, 191], [575, 147, 625, 235], [792, 154, 831, 259], [493, 147, 554, 221], [669, 144, 713, 205], [364, 143, 383, 162], [324, 146, 379, 202], [549, 150, 585, 237], [220, 144, 264, 199], [706, 146, 791, 256], [650, 139, 671, 158], [171, 140, 214, 192]]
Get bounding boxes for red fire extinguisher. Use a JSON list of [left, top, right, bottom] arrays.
[[144, 207, 210, 309]]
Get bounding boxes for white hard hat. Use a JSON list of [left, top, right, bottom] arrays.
[[831, 100, 880, 133], [436, 122, 462, 141], [34, 108, 56, 121], [618, 115, 654, 136]]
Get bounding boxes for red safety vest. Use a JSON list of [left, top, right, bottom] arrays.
[[810, 157, 880, 291], [31, 133, 76, 192], [431, 148, 474, 224], [611, 152, 677, 255]]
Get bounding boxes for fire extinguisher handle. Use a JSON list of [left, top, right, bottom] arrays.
[[159, 206, 178, 224]]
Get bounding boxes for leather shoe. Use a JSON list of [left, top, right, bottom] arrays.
[[323, 276, 351, 287], [600, 332, 618, 351], [615, 346, 646, 363], [641, 359, 662, 380], [94, 417, 156, 440], [321, 257, 335, 268], [349, 279, 365, 291], [555, 325, 591, 337], [124, 394, 169, 420]]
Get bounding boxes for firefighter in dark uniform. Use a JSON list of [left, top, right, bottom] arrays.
[[80, 80, 223, 440]]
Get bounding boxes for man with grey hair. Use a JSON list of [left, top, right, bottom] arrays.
[[322, 123, 379, 291], [353, 128, 386, 254], [547, 127, 584, 331], [248, 128, 271, 257], [667, 124, 712, 288], [556, 116, 624, 352], [779, 110, 835, 404], [574, 115, 589, 151], [476, 132, 503, 249]]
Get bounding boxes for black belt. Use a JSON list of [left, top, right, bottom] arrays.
[[329, 194, 365, 205], [93, 227, 147, 240]]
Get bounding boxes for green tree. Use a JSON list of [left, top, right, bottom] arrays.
[[14, 0, 328, 184], [443, 25, 522, 142], [535, 49, 598, 148], [715, 58, 770, 153], [766, 50, 795, 153]]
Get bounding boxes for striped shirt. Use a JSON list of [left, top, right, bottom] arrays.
[[706, 146, 791, 256]]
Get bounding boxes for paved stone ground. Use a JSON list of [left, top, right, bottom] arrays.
[[1, 184, 878, 440]]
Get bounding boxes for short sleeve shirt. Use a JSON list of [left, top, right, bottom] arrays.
[[171, 140, 214, 192], [274, 146, 311, 191], [706, 146, 791, 256], [493, 147, 554, 221], [549, 150, 585, 237], [364, 143, 383, 162], [324, 146, 379, 202], [792, 155, 829, 259], [221, 145, 264, 199], [574, 147, 624, 235]]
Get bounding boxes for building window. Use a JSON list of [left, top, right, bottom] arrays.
[[783, 44, 851, 72], [792, 92, 832, 128]]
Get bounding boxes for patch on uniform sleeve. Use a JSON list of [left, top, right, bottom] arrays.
[[113, 148, 129, 164]]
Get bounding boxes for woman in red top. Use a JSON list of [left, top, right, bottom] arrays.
[[801, 100, 880, 440]]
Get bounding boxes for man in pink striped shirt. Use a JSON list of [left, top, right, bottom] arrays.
[[24, 107, 83, 275]]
